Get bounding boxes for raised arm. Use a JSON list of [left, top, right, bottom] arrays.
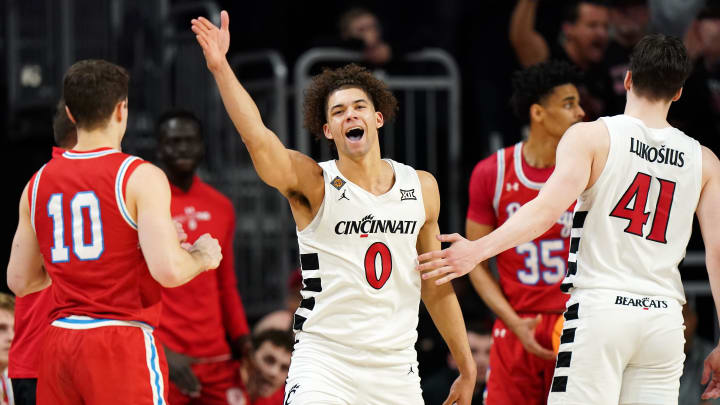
[[190, 12, 323, 203], [419, 121, 602, 283], [128, 164, 222, 287], [7, 182, 51, 297], [509, 0, 551, 68], [697, 146, 720, 400], [416, 171, 475, 405], [466, 221, 555, 360]]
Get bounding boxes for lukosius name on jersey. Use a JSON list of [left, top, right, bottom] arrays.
[[334, 214, 419, 236], [629, 137, 685, 167]]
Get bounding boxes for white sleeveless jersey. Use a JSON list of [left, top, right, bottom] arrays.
[[562, 115, 702, 303], [293, 159, 426, 351]]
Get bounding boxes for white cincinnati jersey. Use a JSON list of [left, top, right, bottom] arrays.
[[562, 114, 702, 304], [294, 159, 426, 351]]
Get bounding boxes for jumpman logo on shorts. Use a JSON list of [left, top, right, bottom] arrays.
[[408, 365, 415, 375], [338, 190, 349, 201]]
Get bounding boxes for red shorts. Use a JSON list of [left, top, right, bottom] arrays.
[[37, 317, 169, 405], [485, 313, 563, 405], [169, 359, 242, 405]]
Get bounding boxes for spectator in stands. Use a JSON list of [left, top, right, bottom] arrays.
[[510, 0, 614, 119], [422, 321, 492, 405], [9, 100, 75, 405], [339, 7, 392, 66], [155, 109, 251, 405], [253, 268, 302, 334], [231, 329, 293, 405], [649, 0, 705, 38], [679, 302, 720, 405], [0, 294, 15, 405], [670, 3, 720, 156], [606, 0, 650, 110]]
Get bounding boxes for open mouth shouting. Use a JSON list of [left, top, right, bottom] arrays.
[[345, 127, 365, 142]]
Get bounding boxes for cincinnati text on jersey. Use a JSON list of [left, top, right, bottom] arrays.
[[629, 137, 685, 168], [334, 214, 418, 236], [614, 295, 669, 309]]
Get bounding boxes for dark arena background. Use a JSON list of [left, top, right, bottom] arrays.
[[3, 0, 720, 402]]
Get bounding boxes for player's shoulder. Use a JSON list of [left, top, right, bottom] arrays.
[[701, 145, 720, 178], [415, 169, 438, 189]]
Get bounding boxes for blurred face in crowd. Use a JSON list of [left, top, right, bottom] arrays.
[[324, 87, 384, 159], [533, 84, 585, 138], [564, 3, 610, 64], [250, 341, 291, 397], [0, 310, 14, 367], [610, 3, 649, 47], [157, 117, 204, 177], [468, 332, 492, 384], [698, 18, 720, 57], [347, 13, 382, 47]]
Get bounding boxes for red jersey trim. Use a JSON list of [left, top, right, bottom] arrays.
[[62, 148, 120, 159], [492, 149, 505, 217], [115, 156, 143, 229], [29, 165, 46, 232], [513, 143, 544, 190]]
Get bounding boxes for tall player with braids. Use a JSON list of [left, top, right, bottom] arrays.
[[420, 34, 720, 404], [6, 59, 222, 404], [191, 11, 475, 405], [466, 61, 584, 405]]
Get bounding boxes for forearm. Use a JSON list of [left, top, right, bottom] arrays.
[[422, 282, 476, 376], [8, 269, 50, 297], [209, 60, 272, 148], [509, 0, 538, 42], [706, 253, 720, 329], [509, 0, 548, 67], [469, 263, 522, 329], [476, 198, 558, 263]]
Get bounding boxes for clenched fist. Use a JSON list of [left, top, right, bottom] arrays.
[[189, 233, 223, 270]]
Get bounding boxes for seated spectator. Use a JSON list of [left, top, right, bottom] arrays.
[[510, 0, 615, 118], [338, 8, 392, 66], [422, 321, 491, 405], [231, 329, 293, 405], [671, 3, 720, 156], [0, 294, 14, 405], [679, 302, 720, 405], [606, 0, 650, 111]]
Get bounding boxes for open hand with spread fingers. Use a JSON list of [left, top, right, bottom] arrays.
[[417, 233, 483, 285], [190, 10, 230, 72]]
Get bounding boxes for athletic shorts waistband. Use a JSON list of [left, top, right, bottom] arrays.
[[51, 315, 154, 331]]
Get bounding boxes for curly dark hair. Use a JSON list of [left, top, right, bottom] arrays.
[[303, 64, 397, 148], [510, 60, 583, 124]]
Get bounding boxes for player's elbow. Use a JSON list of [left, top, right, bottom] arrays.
[[7, 270, 33, 297]]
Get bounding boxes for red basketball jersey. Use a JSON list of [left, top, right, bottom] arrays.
[[468, 143, 574, 312], [29, 147, 161, 327]]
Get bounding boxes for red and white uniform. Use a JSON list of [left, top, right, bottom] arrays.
[[8, 288, 52, 380], [467, 143, 574, 405], [29, 147, 168, 405], [159, 176, 250, 405]]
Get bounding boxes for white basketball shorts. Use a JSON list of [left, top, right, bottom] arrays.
[[283, 332, 423, 405], [547, 288, 685, 405]]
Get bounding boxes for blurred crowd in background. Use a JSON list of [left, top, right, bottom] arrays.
[[4, 0, 720, 404]]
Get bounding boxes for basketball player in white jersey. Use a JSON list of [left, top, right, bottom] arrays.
[[419, 34, 720, 404], [191, 11, 475, 405]]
